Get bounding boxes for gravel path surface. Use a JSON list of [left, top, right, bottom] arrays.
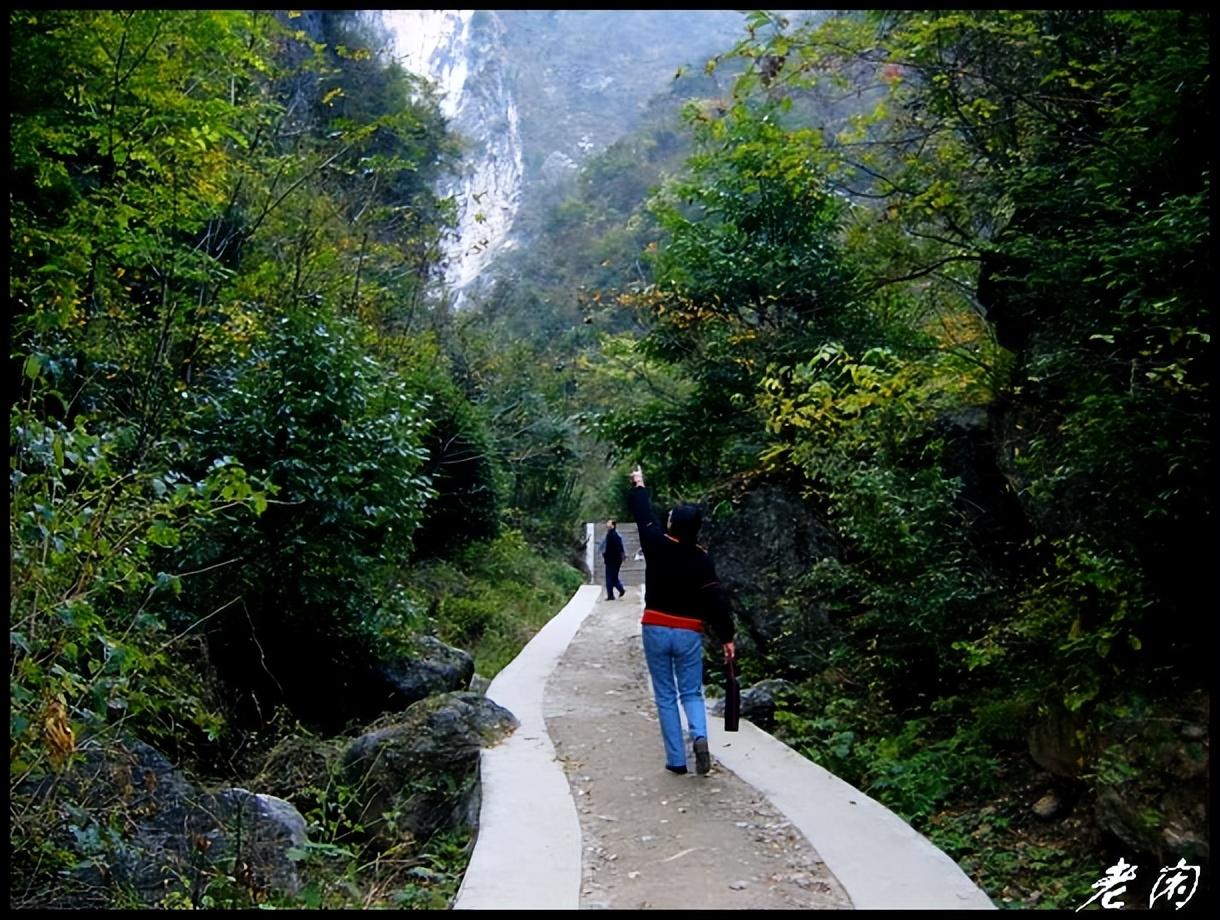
[[544, 587, 853, 910]]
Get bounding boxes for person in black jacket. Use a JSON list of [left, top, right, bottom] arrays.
[[599, 519, 627, 600], [627, 465, 735, 776]]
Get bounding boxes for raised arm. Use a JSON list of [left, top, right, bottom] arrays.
[[627, 466, 668, 553]]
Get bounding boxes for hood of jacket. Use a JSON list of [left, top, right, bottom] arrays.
[[668, 504, 702, 544]]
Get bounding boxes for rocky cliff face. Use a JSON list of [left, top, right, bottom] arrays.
[[377, 9, 750, 304], [497, 10, 747, 184], [381, 11, 524, 304]]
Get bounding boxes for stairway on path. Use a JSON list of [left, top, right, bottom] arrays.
[[590, 520, 645, 589]]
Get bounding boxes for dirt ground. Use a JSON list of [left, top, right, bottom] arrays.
[[544, 587, 854, 910]]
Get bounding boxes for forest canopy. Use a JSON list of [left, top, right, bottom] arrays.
[[9, 8, 1210, 911]]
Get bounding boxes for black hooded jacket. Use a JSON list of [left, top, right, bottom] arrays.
[[627, 485, 735, 643]]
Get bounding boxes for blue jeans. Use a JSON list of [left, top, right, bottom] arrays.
[[641, 625, 708, 769]]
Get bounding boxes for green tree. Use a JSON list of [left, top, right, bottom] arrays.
[[596, 102, 860, 494], [701, 10, 1210, 893], [731, 7, 1211, 703], [181, 311, 433, 730]]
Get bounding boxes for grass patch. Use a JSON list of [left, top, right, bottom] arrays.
[[403, 530, 585, 677]]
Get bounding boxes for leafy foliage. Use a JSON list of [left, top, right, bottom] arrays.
[[10, 9, 584, 909], [10, 5, 1210, 910], [402, 530, 584, 677], [568, 8, 1209, 906], [179, 310, 434, 729], [592, 102, 862, 495]]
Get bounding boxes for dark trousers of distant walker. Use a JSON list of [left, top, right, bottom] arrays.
[[605, 559, 625, 599]]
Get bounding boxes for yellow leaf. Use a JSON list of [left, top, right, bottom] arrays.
[[42, 695, 75, 769]]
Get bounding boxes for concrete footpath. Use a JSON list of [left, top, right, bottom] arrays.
[[452, 584, 995, 910]]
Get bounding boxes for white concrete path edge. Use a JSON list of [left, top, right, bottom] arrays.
[[709, 715, 995, 909], [453, 584, 995, 910], [453, 584, 600, 910]]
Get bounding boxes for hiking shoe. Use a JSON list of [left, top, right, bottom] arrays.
[[694, 737, 711, 775]]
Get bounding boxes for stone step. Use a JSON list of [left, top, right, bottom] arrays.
[[589, 521, 645, 587]]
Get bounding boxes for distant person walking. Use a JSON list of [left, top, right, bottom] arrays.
[[627, 464, 735, 775], [599, 519, 626, 601]]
